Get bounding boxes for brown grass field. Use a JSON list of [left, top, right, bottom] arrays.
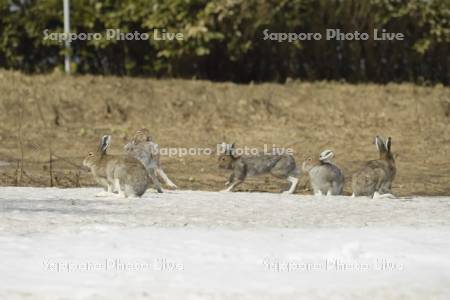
[[0, 70, 449, 196]]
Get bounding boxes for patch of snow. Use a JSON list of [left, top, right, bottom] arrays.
[[0, 187, 449, 299]]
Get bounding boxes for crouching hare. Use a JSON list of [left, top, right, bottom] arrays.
[[218, 143, 300, 193], [302, 150, 344, 196], [124, 128, 177, 191], [352, 136, 396, 198], [83, 135, 150, 197]]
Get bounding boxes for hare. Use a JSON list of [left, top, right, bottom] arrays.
[[124, 128, 177, 190], [83, 135, 151, 197], [352, 136, 396, 198], [218, 143, 300, 193], [302, 150, 344, 196]]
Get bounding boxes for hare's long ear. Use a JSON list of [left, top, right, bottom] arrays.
[[219, 142, 227, 153], [138, 128, 150, 136], [375, 136, 386, 153], [230, 143, 241, 158], [230, 143, 235, 155], [132, 133, 142, 144], [99, 135, 111, 155], [385, 137, 392, 152], [138, 128, 152, 142]]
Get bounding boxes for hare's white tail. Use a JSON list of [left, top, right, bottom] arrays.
[[157, 168, 177, 188]]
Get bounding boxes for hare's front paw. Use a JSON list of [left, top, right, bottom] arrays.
[[96, 191, 113, 197], [112, 191, 126, 198], [373, 192, 395, 199], [224, 181, 230, 186]]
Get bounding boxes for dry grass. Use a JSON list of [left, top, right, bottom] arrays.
[[0, 70, 449, 196]]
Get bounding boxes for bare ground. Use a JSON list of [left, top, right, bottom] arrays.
[[0, 70, 449, 196]]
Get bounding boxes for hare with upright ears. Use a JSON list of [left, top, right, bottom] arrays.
[[302, 150, 344, 196], [124, 128, 177, 191], [218, 143, 300, 193], [83, 135, 150, 197], [352, 136, 396, 198]]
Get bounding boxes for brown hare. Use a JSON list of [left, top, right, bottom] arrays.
[[218, 143, 300, 193], [352, 136, 396, 198], [302, 150, 345, 196], [83, 135, 151, 197], [124, 128, 177, 191]]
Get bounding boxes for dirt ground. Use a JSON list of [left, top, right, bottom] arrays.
[[0, 70, 449, 196]]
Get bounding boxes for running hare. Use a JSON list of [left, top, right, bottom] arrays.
[[83, 135, 149, 197], [124, 128, 177, 190], [302, 150, 344, 196], [218, 143, 299, 193], [352, 136, 396, 198]]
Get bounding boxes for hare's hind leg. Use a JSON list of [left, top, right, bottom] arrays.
[[379, 182, 394, 195], [157, 168, 177, 189], [283, 176, 298, 194], [352, 169, 377, 197], [329, 181, 343, 196], [148, 168, 163, 193]]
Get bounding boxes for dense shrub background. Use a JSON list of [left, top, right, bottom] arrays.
[[0, 0, 449, 83]]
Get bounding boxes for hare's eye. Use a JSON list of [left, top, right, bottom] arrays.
[[88, 152, 94, 156]]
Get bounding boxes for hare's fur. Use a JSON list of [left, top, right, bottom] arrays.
[[124, 129, 177, 191], [218, 143, 299, 193], [352, 136, 396, 198], [83, 135, 149, 197]]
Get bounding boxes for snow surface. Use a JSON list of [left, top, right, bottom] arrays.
[[0, 187, 450, 299]]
